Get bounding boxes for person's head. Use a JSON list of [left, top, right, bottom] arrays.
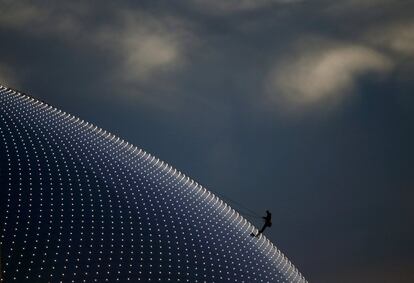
[[266, 210, 270, 213]]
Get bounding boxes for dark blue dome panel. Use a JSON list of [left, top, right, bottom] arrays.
[[0, 85, 306, 282]]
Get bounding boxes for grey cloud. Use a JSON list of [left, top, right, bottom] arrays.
[[367, 22, 414, 57], [0, 2, 45, 29], [0, 1, 86, 37], [189, 0, 300, 13], [325, 0, 395, 13], [265, 39, 393, 112], [0, 1, 197, 86], [97, 12, 194, 83]]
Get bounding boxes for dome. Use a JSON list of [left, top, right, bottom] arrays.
[[0, 85, 306, 282]]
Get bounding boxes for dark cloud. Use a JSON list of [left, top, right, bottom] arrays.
[[187, 0, 301, 13]]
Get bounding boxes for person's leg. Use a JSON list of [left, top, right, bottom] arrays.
[[253, 224, 267, 237], [259, 224, 267, 233], [251, 223, 270, 237]]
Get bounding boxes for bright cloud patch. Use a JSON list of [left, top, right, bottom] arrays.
[[98, 12, 191, 82], [368, 22, 414, 56], [122, 34, 179, 78], [266, 43, 393, 110]]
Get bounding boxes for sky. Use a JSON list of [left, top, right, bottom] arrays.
[[1, 0, 414, 282]]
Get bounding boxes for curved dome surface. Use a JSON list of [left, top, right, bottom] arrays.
[[0, 85, 306, 282]]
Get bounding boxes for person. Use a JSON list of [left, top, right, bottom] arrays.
[[251, 210, 272, 237]]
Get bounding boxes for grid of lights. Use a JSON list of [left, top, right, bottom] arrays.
[[0, 85, 307, 282]]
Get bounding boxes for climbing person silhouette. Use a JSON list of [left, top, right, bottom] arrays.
[[251, 210, 272, 237]]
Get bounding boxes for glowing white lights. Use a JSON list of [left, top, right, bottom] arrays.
[[0, 85, 306, 282]]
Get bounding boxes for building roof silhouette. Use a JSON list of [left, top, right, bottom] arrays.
[[0, 85, 306, 282]]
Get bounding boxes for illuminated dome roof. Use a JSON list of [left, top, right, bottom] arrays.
[[0, 85, 306, 282]]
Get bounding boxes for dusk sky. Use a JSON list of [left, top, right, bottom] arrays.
[[1, 1, 414, 282]]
